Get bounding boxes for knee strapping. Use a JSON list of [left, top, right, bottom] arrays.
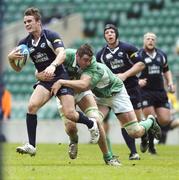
[[124, 120, 141, 135], [84, 107, 103, 122]]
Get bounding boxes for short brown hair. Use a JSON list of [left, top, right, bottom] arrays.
[[76, 44, 93, 57], [24, 7, 41, 21]]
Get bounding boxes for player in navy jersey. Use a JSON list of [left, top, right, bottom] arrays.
[[96, 24, 147, 160], [7, 7, 99, 156], [138, 32, 175, 154]]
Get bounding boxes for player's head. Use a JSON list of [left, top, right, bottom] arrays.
[[76, 44, 93, 69], [143, 32, 157, 51], [104, 24, 119, 46], [23, 7, 42, 33], [104, 24, 119, 39]]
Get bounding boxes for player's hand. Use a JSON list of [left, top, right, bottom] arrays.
[[43, 64, 56, 77], [8, 48, 24, 62], [51, 80, 62, 96], [168, 83, 175, 93], [138, 78, 147, 87], [36, 71, 54, 81]]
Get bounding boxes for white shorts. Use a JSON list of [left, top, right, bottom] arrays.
[[96, 85, 133, 114], [56, 90, 93, 109]]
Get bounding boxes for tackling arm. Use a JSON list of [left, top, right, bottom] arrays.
[[51, 74, 91, 95]]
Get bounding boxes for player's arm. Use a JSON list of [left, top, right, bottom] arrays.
[[51, 47, 66, 67], [163, 68, 175, 93], [43, 47, 66, 76], [51, 74, 91, 95], [8, 48, 24, 72], [117, 61, 145, 81]]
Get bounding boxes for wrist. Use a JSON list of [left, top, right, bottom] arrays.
[[51, 62, 58, 68]]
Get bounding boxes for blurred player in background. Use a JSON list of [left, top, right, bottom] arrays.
[[96, 24, 146, 160], [158, 91, 179, 144], [7, 7, 99, 156], [138, 32, 175, 154], [50, 44, 162, 161]]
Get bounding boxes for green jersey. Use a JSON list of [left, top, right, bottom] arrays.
[[83, 62, 123, 97], [64, 48, 123, 98]]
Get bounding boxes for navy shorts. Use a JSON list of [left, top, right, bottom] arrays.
[[127, 85, 142, 110], [33, 73, 74, 96], [141, 89, 170, 109]]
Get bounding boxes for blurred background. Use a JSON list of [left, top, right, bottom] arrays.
[[1, 0, 179, 144]]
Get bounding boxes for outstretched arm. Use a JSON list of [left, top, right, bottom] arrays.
[[117, 62, 145, 81], [51, 74, 91, 96]]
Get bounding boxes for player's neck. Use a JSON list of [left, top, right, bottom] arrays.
[[145, 48, 155, 55], [32, 29, 42, 42], [108, 40, 119, 49]]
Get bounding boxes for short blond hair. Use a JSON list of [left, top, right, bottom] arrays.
[[144, 32, 157, 40]]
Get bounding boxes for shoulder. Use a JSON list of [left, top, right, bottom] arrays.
[[18, 35, 31, 46], [43, 29, 61, 39], [156, 48, 167, 57], [138, 48, 145, 55], [120, 41, 138, 51], [96, 45, 107, 60], [66, 48, 76, 54]]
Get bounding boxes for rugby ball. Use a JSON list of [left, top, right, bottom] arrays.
[[15, 44, 29, 68]]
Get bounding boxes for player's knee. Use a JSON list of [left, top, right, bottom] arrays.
[[28, 102, 39, 114], [84, 107, 103, 123], [124, 122, 142, 138], [63, 109, 76, 121]]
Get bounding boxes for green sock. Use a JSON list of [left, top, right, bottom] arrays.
[[106, 136, 113, 156], [103, 151, 112, 161], [139, 117, 153, 132]]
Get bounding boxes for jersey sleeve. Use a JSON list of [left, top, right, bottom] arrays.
[[96, 50, 102, 63], [126, 44, 143, 64], [47, 30, 64, 50]]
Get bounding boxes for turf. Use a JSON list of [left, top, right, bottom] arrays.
[[3, 143, 179, 180]]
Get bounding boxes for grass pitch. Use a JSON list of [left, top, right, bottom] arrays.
[[3, 143, 179, 180]]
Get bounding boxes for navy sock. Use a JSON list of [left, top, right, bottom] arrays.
[[121, 128, 137, 154], [77, 111, 93, 129], [26, 113, 37, 147], [148, 131, 154, 149]]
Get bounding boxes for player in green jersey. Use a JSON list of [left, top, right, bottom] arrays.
[[51, 44, 162, 155]]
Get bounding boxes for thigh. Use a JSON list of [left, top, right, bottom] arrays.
[[78, 93, 97, 112], [116, 110, 137, 127], [155, 107, 171, 125], [97, 104, 110, 119], [134, 108, 143, 121], [142, 106, 156, 118], [28, 85, 51, 108], [58, 94, 76, 113]]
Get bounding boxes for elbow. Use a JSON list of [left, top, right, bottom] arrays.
[[80, 84, 90, 91]]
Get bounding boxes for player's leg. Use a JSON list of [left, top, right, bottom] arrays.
[[124, 87, 142, 160], [102, 110, 115, 157], [150, 107, 171, 153], [111, 86, 161, 142], [16, 85, 51, 156], [56, 98, 79, 159], [59, 94, 99, 144], [78, 94, 120, 166]]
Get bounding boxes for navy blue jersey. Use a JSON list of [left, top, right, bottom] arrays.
[[18, 29, 67, 77], [96, 41, 143, 89], [138, 48, 169, 91]]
